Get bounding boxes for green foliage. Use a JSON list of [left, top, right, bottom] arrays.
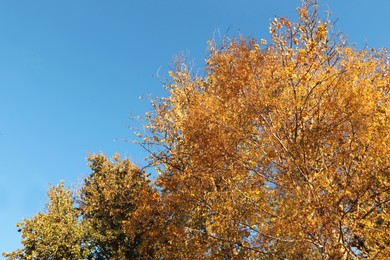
[[79, 153, 153, 259], [3, 154, 156, 260], [3, 182, 90, 260]]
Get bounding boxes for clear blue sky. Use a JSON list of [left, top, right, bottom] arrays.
[[1, 0, 389, 255]]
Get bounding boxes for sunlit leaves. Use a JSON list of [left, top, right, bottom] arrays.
[[3, 183, 90, 260], [5, 0, 390, 259], [141, 1, 390, 258]]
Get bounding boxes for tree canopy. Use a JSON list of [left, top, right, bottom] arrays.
[[3, 182, 90, 259], [4, 1, 390, 259]]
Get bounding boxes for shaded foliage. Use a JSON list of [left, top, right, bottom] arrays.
[[79, 153, 155, 259]]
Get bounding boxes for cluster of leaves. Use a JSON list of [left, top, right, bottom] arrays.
[[3, 182, 90, 259], [4, 1, 390, 259], [3, 154, 158, 259]]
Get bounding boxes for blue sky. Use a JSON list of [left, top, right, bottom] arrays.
[[1, 0, 389, 255]]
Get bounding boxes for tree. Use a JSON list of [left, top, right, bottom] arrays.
[[3, 182, 90, 259], [3, 154, 160, 260], [140, 1, 390, 258], [5, 1, 390, 259], [79, 153, 160, 259]]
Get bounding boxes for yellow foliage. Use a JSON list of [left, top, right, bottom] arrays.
[[141, 1, 390, 258], [6, 1, 390, 259]]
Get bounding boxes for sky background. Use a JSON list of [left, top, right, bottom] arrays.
[[1, 0, 389, 255]]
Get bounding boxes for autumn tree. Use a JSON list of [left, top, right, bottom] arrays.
[[140, 1, 390, 258], [5, 1, 390, 259]]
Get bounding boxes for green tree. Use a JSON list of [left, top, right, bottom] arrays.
[[79, 153, 158, 259], [3, 154, 160, 260], [3, 182, 90, 259]]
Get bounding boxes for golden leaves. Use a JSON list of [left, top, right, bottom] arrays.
[[7, 1, 390, 259], [315, 24, 327, 41], [298, 7, 308, 20], [144, 1, 390, 257]]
